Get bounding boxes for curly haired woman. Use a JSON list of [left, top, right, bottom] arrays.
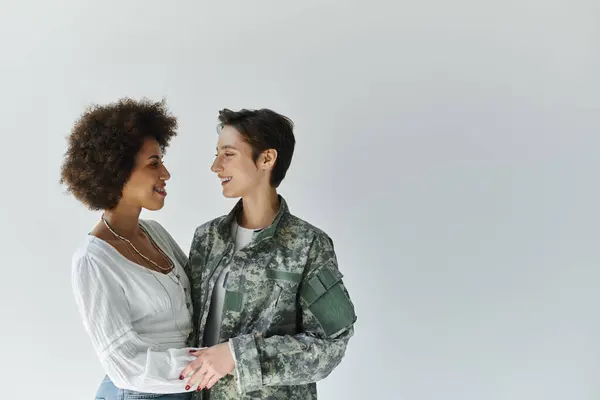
[[60, 98, 196, 400]]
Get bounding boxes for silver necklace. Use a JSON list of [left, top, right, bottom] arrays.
[[102, 215, 173, 273]]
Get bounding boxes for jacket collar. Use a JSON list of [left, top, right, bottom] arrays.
[[216, 195, 289, 243]]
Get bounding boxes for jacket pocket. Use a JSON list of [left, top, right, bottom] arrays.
[[246, 280, 286, 333], [265, 268, 302, 309], [248, 269, 301, 334]]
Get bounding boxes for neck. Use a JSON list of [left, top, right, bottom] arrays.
[[239, 187, 279, 230], [102, 204, 142, 239]]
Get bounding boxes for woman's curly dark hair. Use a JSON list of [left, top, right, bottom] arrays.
[[59, 98, 178, 210]]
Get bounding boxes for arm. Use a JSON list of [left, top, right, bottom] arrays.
[[72, 253, 196, 394], [185, 222, 212, 347], [228, 234, 357, 394]]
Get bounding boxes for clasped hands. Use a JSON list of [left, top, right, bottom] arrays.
[[179, 342, 235, 391]]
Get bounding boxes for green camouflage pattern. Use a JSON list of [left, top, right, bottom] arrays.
[[187, 196, 356, 399]]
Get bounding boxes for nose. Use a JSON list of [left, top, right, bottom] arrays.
[[161, 164, 171, 181], [211, 157, 222, 173]]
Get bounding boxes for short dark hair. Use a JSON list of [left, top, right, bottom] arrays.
[[217, 108, 295, 187], [60, 98, 178, 210]]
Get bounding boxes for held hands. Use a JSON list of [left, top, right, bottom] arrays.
[[180, 342, 235, 391]]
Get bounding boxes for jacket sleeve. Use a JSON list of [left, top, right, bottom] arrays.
[[228, 234, 357, 394], [186, 222, 212, 347]]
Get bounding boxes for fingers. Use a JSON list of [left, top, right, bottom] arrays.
[[205, 374, 221, 390], [181, 348, 209, 375], [199, 371, 216, 390], [186, 361, 210, 390], [180, 345, 228, 391], [188, 347, 207, 357], [180, 356, 203, 383]]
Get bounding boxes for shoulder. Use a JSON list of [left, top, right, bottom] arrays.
[[71, 236, 114, 287], [72, 236, 107, 266], [282, 213, 334, 246], [139, 218, 179, 247], [139, 218, 171, 239], [278, 213, 335, 258], [192, 215, 226, 242]]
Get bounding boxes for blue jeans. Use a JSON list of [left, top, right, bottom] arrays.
[[95, 376, 192, 400]]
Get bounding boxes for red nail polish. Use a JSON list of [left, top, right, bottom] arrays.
[[185, 385, 190, 390], [179, 375, 184, 380], [196, 386, 202, 391]]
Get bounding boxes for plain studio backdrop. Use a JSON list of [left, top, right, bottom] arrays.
[[1, 1, 599, 399]]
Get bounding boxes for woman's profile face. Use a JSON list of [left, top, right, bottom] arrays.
[[119, 138, 171, 211], [211, 125, 272, 199]]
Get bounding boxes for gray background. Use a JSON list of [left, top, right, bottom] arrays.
[[1, 1, 599, 399]]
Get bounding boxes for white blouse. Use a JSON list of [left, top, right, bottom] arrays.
[[71, 219, 196, 394]]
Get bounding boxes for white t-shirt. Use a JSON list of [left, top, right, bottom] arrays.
[[203, 220, 255, 347], [71, 219, 196, 394]]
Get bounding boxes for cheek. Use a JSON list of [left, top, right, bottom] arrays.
[[232, 160, 259, 182], [123, 173, 154, 195]]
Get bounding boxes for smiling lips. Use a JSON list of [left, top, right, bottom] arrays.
[[220, 177, 232, 185], [154, 186, 167, 196]]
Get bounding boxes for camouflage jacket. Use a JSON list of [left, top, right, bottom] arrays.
[[187, 196, 356, 399]]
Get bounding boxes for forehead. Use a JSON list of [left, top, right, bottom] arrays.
[[138, 138, 162, 157], [217, 126, 251, 150]]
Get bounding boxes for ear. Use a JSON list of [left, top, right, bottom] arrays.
[[260, 149, 278, 170]]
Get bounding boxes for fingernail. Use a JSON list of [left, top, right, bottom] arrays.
[[196, 386, 202, 391], [189, 350, 195, 353], [179, 375, 184, 380], [185, 385, 190, 390]]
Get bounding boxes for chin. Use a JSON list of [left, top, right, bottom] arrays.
[[222, 191, 238, 199], [143, 200, 166, 211], [222, 186, 243, 199]]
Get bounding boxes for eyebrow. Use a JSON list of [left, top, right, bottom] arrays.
[[216, 145, 237, 151], [148, 155, 161, 160]]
